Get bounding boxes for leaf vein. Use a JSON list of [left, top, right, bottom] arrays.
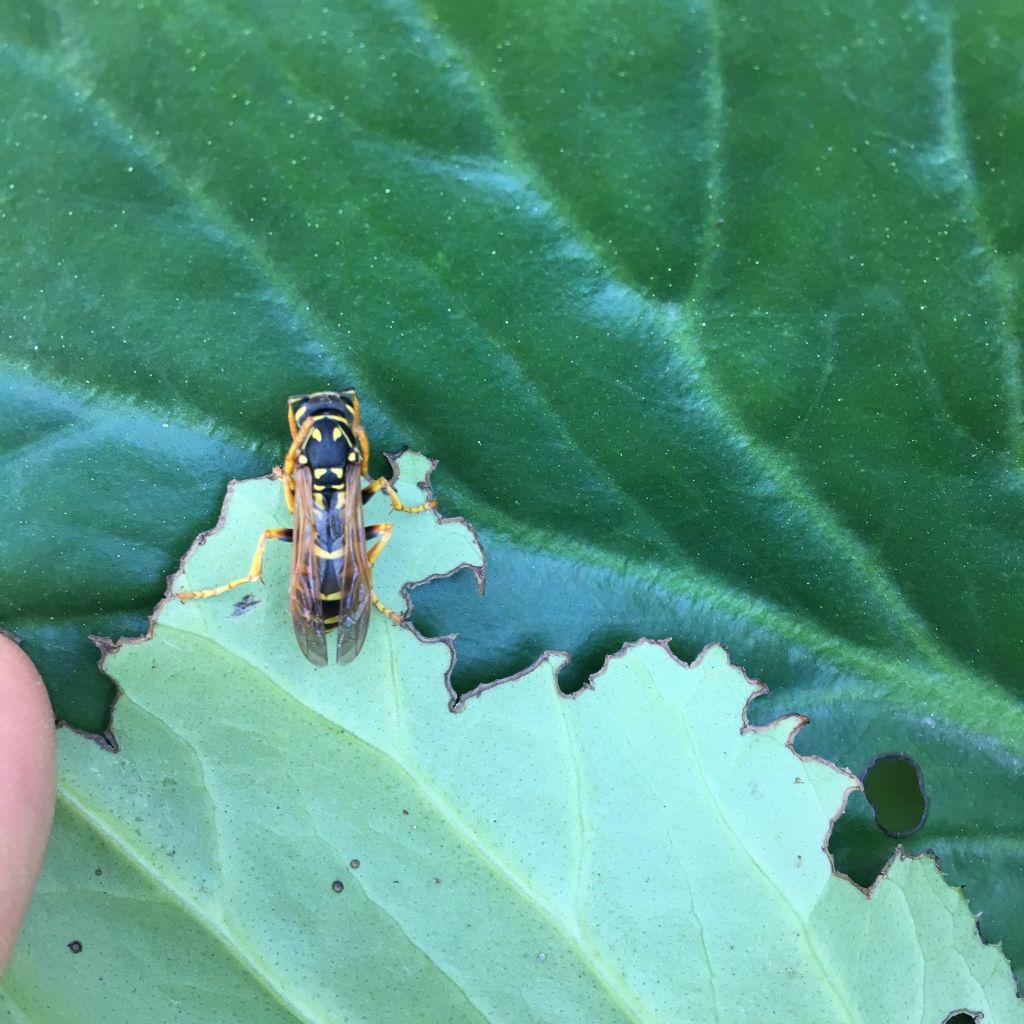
[[156, 621, 659, 1024], [934, 5, 1024, 460], [648, 660, 861, 1024], [56, 784, 333, 1024]]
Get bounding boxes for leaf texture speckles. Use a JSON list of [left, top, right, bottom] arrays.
[[2, 0, 1024, 987]]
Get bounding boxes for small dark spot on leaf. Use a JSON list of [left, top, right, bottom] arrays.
[[942, 1013, 981, 1024], [331, 880, 344, 893], [67, 940, 83, 954], [232, 594, 260, 617], [433, 877, 441, 886], [402, 809, 409, 816], [863, 753, 928, 837], [94, 868, 102, 876], [794, 777, 803, 784], [350, 859, 360, 869]]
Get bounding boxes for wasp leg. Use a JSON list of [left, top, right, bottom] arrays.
[[372, 593, 403, 624], [177, 528, 293, 601], [279, 418, 315, 513], [365, 522, 393, 566], [356, 424, 370, 475], [365, 523, 403, 623], [362, 477, 437, 514]]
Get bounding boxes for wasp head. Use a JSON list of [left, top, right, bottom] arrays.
[[288, 389, 359, 429]]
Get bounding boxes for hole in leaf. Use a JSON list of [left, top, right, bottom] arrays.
[[827, 791, 893, 887], [863, 753, 928, 837], [942, 1012, 981, 1023]]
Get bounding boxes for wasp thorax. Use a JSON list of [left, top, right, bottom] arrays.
[[301, 415, 356, 481]]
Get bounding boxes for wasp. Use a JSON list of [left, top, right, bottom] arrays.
[[178, 390, 436, 665]]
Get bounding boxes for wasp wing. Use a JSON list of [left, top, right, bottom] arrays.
[[290, 465, 329, 667], [335, 460, 372, 665]]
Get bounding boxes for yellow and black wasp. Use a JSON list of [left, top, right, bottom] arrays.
[[178, 389, 435, 665]]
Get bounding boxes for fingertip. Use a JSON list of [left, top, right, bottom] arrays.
[[0, 633, 56, 974], [0, 633, 55, 731]]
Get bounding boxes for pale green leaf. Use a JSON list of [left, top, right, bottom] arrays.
[[2, 454, 1018, 1023]]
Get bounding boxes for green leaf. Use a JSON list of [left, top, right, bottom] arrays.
[[1, 0, 1023, 980], [4, 461, 1020, 1022]]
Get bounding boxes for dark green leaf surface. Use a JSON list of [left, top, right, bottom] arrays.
[[1, 0, 1022, 976]]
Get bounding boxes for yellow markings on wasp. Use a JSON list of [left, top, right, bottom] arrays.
[[298, 454, 308, 465], [348, 451, 358, 462], [333, 426, 343, 441], [311, 427, 323, 442], [314, 545, 344, 560], [313, 493, 326, 508], [314, 468, 329, 479], [320, 591, 342, 601], [327, 416, 352, 436], [296, 405, 308, 421], [323, 615, 341, 626]]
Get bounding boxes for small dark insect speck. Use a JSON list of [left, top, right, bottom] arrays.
[[331, 880, 344, 893], [232, 594, 260, 617], [94, 868, 103, 876], [402, 809, 409, 816], [68, 941, 83, 954], [350, 859, 360, 869], [433, 877, 441, 887]]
